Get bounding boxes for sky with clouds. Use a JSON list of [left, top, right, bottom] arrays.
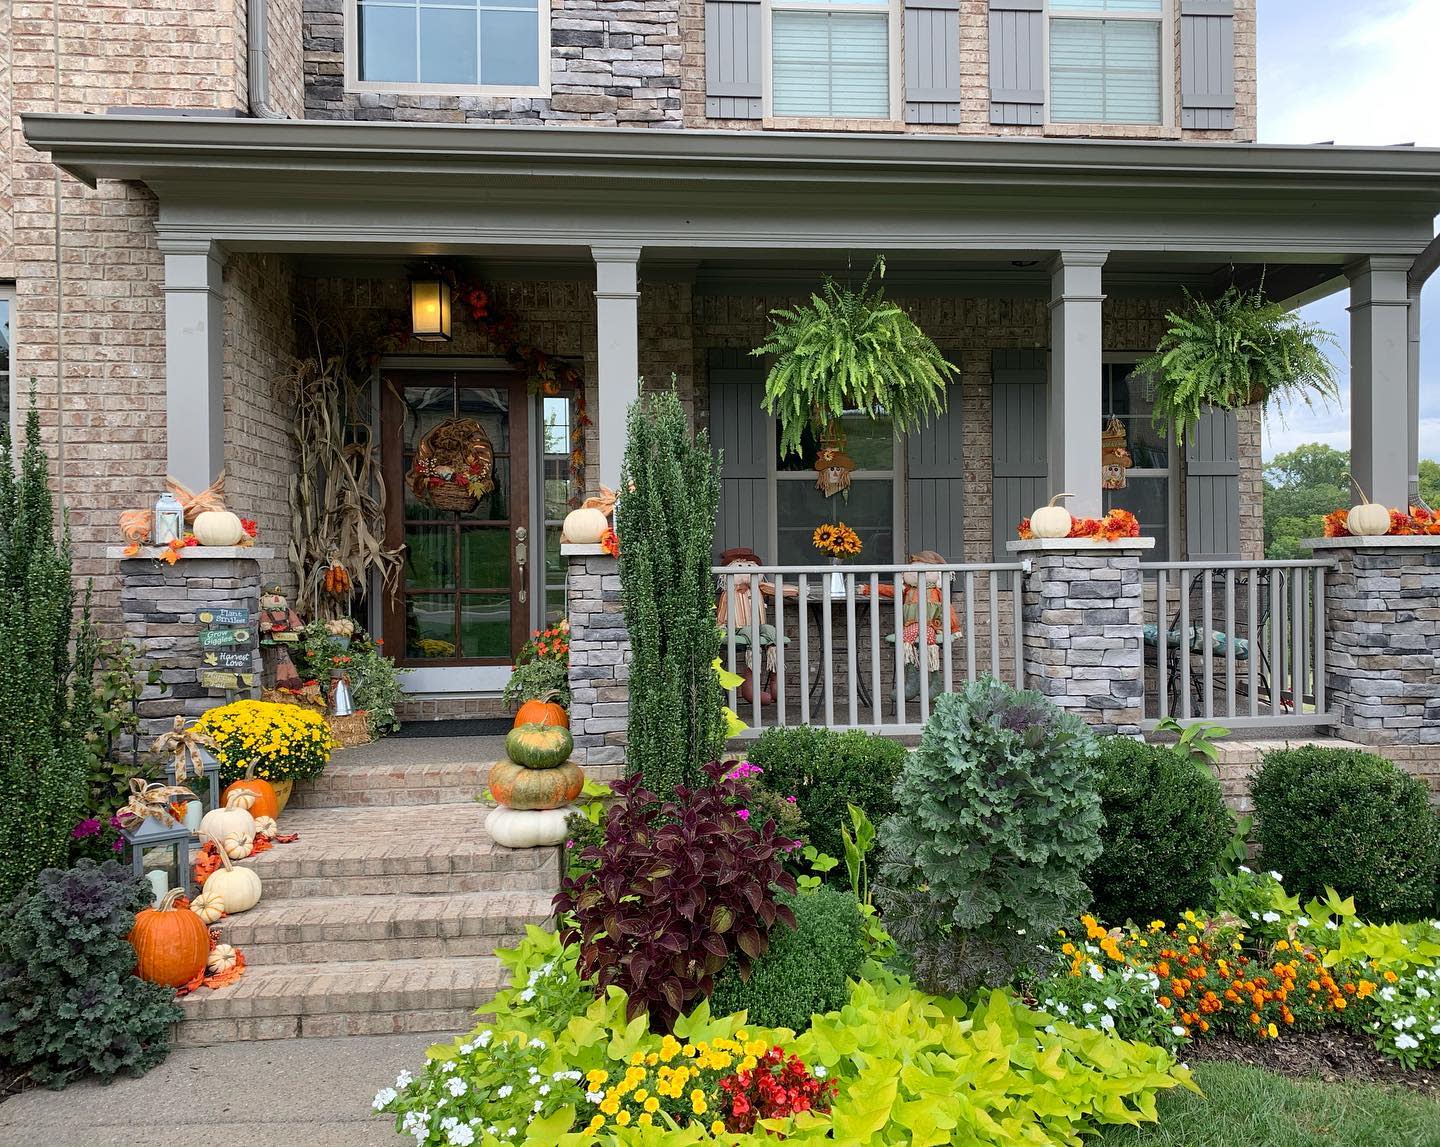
[[1257, 0, 1439, 462]]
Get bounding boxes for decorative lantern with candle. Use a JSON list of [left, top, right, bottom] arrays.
[[153, 490, 185, 545], [410, 277, 453, 343], [153, 716, 221, 830], [116, 778, 198, 904]]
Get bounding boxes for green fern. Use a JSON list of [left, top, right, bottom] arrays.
[[753, 258, 957, 457], [1139, 285, 1340, 445]]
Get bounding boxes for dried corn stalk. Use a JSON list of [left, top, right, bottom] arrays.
[[282, 300, 404, 619]]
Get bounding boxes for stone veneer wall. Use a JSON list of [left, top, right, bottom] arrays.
[[1317, 538, 1440, 747], [1013, 540, 1149, 736], [564, 548, 630, 767], [116, 548, 270, 741]]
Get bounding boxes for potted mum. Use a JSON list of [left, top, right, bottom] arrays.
[[194, 699, 337, 811], [1138, 284, 1340, 444]]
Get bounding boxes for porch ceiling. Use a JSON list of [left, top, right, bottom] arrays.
[[23, 114, 1440, 271]]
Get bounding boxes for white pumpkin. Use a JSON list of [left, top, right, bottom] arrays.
[[485, 804, 577, 849], [561, 506, 609, 546], [1346, 503, 1390, 537], [1030, 493, 1075, 539], [190, 889, 227, 924], [192, 509, 245, 547], [219, 831, 252, 860], [207, 943, 239, 975], [253, 815, 278, 838], [202, 841, 262, 914], [199, 791, 256, 854]]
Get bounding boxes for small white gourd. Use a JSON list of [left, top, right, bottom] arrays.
[[1346, 477, 1390, 537], [1030, 493, 1075, 539], [192, 509, 246, 547], [485, 804, 576, 849], [201, 833, 262, 914], [190, 889, 227, 924], [207, 943, 239, 974], [199, 790, 256, 855]]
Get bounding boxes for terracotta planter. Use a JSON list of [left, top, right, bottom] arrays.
[[272, 778, 294, 815]]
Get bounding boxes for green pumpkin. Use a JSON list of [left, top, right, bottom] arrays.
[[505, 723, 574, 770]]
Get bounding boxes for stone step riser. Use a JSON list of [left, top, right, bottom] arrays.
[[245, 847, 559, 883], [234, 930, 533, 966], [174, 1007, 481, 1047], [255, 869, 559, 899], [289, 788, 485, 809]]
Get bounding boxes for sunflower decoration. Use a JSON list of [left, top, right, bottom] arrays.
[[812, 522, 863, 560]]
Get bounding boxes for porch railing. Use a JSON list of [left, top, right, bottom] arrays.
[[1140, 560, 1337, 731], [715, 563, 1025, 737]]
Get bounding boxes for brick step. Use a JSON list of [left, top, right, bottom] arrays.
[[243, 804, 561, 897], [216, 890, 556, 965], [290, 760, 496, 808], [175, 955, 506, 1046]]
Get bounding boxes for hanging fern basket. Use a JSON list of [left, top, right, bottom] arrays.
[[752, 257, 958, 457]]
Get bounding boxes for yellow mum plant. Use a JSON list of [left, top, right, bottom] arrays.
[[194, 699, 338, 785]]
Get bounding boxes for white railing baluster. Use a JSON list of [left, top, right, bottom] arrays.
[[893, 572, 906, 728], [964, 571, 977, 683], [988, 571, 1001, 678], [1313, 566, 1326, 717], [1247, 570, 1259, 718], [1224, 569, 1236, 719], [1269, 570, 1283, 719], [1156, 569, 1168, 722], [941, 571, 954, 696], [870, 572, 882, 728], [798, 573, 810, 725], [846, 573, 858, 727], [1292, 567, 1305, 714], [774, 574, 786, 729], [1011, 569, 1025, 689], [1179, 573, 1192, 720], [917, 570, 931, 722], [822, 577, 835, 728], [749, 571, 763, 731], [1201, 569, 1214, 719], [724, 572, 739, 713]]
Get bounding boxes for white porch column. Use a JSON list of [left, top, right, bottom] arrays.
[[1408, 280, 1423, 507], [1048, 251, 1108, 519], [160, 239, 227, 491], [1348, 256, 1412, 509], [593, 245, 641, 491]]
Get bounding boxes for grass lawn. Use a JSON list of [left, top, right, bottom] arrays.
[[1095, 1062, 1440, 1147]]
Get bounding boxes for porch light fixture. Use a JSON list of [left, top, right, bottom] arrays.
[[410, 277, 453, 343]]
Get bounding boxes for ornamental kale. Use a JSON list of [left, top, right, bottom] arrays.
[[555, 762, 797, 1031]]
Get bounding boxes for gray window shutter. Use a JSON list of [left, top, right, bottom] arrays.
[[906, 384, 963, 557], [988, 0, 1044, 126], [1180, 0, 1236, 130], [1185, 407, 1240, 560], [904, 0, 960, 126], [990, 348, 1047, 560], [706, 0, 763, 120], [708, 349, 771, 558]]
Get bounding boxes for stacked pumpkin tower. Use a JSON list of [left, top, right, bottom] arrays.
[[485, 720, 584, 849]]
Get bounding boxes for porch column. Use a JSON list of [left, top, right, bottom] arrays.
[[160, 238, 227, 492], [593, 245, 641, 491], [1348, 257, 1412, 510], [1048, 252, 1108, 519], [1408, 280, 1422, 507]]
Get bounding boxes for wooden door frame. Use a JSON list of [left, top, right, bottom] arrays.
[[380, 367, 531, 668]]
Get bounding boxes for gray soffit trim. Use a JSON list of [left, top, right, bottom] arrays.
[[22, 114, 1440, 198]]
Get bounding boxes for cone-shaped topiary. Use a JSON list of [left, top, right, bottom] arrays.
[[0, 401, 94, 903], [614, 384, 725, 799]]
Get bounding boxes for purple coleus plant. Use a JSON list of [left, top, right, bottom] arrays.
[[555, 760, 798, 1031]]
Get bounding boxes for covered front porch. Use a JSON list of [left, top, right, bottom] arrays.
[[25, 115, 1440, 731]]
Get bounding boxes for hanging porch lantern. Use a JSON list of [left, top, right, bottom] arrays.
[[410, 277, 453, 343]]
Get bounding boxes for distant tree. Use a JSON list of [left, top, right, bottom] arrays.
[[1419, 459, 1440, 511], [1262, 444, 1349, 559]]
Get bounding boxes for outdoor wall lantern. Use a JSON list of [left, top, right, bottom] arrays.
[[410, 277, 453, 342], [123, 815, 194, 906]]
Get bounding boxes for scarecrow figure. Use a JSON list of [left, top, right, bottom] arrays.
[[715, 548, 794, 705], [886, 550, 964, 700], [813, 449, 856, 499], [1102, 417, 1133, 491]]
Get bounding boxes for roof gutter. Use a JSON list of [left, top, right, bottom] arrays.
[[247, 0, 283, 120]]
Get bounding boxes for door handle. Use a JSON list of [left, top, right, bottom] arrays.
[[515, 526, 529, 604]]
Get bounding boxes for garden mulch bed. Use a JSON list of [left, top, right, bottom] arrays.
[[1189, 1030, 1440, 1099]]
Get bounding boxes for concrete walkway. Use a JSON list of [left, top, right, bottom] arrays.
[[0, 1032, 429, 1147]]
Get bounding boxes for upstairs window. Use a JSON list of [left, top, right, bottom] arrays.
[[770, 0, 893, 119], [350, 0, 546, 91], [1049, 0, 1164, 125]]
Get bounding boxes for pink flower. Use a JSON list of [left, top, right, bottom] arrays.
[[736, 808, 751, 821], [71, 818, 102, 840], [724, 762, 763, 781], [785, 796, 797, 804]]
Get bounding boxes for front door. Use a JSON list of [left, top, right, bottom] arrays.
[[381, 371, 531, 678]]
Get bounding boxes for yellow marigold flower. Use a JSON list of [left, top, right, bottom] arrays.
[[1384, 970, 1399, 984], [711, 1122, 726, 1136], [643, 1097, 659, 1114], [638, 1113, 653, 1127], [691, 1091, 708, 1116], [599, 1097, 620, 1116], [586, 1070, 609, 1086], [615, 1110, 631, 1127], [735, 1031, 748, 1042], [1267, 1022, 1278, 1038]]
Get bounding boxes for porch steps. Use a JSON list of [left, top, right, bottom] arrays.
[[176, 737, 562, 1047]]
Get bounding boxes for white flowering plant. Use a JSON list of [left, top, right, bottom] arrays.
[[492, 926, 593, 1036], [374, 1031, 585, 1147], [1032, 950, 1184, 1053], [1367, 965, 1440, 1069], [1209, 868, 1300, 944]]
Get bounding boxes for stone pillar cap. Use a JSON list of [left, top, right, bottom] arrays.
[[560, 543, 613, 556], [108, 545, 276, 560], [1306, 536, 1440, 550], [1006, 538, 1156, 553]]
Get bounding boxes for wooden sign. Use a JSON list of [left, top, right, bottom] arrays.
[[202, 649, 253, 671], [200, 627, 252, 648], [199, 670, 255, 691], [199, 607, 250, 627]]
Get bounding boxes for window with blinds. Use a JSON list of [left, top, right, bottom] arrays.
[[771, 1, 890, 118], [353, 0, 542, 89], [1049, 0, 1163, 125]]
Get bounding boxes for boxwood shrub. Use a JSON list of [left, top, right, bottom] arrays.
[[745, 726, 906, 862], [708, 887, 864, 1032], [1251, 746, 1439, 922], [1084, 738, 1231, 925]]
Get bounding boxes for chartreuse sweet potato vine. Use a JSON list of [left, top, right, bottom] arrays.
[[376, 927, 1193, 1146], [753, 258, 957, 458]]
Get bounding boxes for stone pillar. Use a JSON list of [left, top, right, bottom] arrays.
[[111, 546, 271, 742], [1008, 537, 1154, 736], [1348, 256, 1413, 510], [160, 238, 227, 493], [593, 245, 641, 492], [1048, 251, 1108, 520], [1311, 536, 1440, 747], [563, 544, 630, 768]]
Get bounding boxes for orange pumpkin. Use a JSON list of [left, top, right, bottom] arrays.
[[130, 888, 211, 987], [222, 763, 279, 822], [513, 692, 569, 731], [488, 759, 584, 811]]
